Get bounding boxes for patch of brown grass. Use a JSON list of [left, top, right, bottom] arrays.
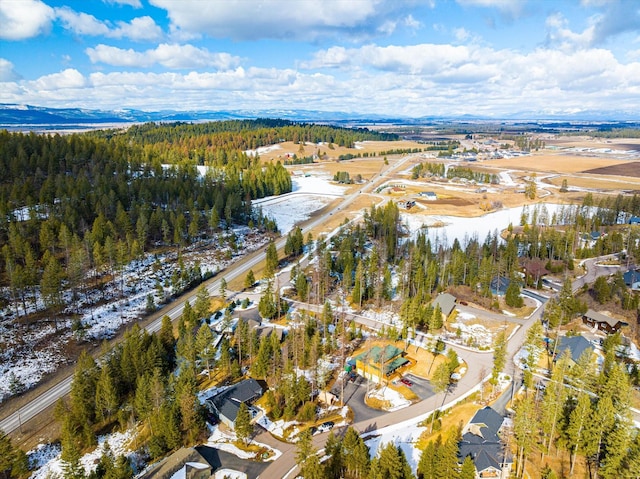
[[416, 401, 480, 448], [406, 346, 448, 380], [258, 140, 425, 165], [365, 395, 391, 410], [545, 174, 640, 191]]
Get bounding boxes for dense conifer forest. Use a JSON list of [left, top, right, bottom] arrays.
[[0, 121, 395, 316]]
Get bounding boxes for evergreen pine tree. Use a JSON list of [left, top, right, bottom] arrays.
[[235, 402, 253, 444], [459, 455, 476, 479], [95, 363, 119, 421], [0, 431, 28, 479], [244, 269, 255, 289], [264, 240, 278, 278]]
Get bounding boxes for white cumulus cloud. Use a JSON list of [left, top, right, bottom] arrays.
[[55, 7, 162, 41], [55, 7, 111, 36], [150, 0, 408, 41], [103, 0, 142, 7], [31, 68, 86, 90], [86, 43, 241, 70], [0, 58, 21, 81], [545, 12, 595, 50], [0, 0, 55, 40], [3, 41, 640, 118], [112, 16, 163, 41]]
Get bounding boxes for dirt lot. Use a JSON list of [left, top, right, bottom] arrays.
[[487, 152, 626, 174], [583, 161, 640, 178]]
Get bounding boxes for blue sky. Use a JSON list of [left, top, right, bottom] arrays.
[[1, 0, 640, 117]]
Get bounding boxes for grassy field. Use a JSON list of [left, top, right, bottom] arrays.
[[544, 173, 640, 191], [258, 140, 425, 164]]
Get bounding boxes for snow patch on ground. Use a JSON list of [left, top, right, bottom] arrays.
[[256, 414, 298, 439], [254, 195, 331, 235], [206, 426, 282, 462], [364, 421, 425, 475], [214, 469, 247, 479], [627, 341, 640, 361], [367, 386, 411, 411], [291, 175, 348, 196], [244, 144, 282, 157], [29, 429, 136, 479], [446, 318, 494, 349]]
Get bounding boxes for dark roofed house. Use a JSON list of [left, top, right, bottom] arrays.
[[419, 191, 437, 200], [205, 378, 266, 429], [432, 292, 457, 318], [624, 269, 640, 291], [583, 309, 628, 334], [490, 276, 511, 296], [554, 336, 593, 366], [140, 447, 212, 479], [254, 325, 284, 342], [459, 407, 512, 479], [467, 406, 504, 438]]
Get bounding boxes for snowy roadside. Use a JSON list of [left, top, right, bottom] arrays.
[[0, 227, 267, 404]]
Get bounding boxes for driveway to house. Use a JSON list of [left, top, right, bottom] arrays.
[[397, 373, 435, 401], [338, 375, 388, 424]]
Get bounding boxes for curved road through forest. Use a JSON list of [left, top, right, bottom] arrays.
[[0, 154, 416, 436]]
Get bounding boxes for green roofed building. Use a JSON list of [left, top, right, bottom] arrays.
[[354, 345, 408, 384]]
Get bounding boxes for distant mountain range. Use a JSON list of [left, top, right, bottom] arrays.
[[2, 104, 640, 129], [0, 104, 405, 127]]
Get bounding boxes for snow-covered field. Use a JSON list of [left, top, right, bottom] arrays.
[[252, 175, 347, 235], [244, 144, 283, 157], [401, 202, 569, 247]]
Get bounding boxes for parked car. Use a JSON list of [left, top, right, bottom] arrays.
[[317, 421, 334, 433], [400, 377, 413, 387]]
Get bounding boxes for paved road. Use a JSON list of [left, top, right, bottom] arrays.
[[0, 153, 419, 436], [259, 285, 558, 478], [259, 338, 501, 479]]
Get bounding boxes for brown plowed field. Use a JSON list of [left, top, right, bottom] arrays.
[[582, 161, 640, 177]]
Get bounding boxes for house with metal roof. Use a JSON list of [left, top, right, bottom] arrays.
[[458, 407, 512, 479], [419, 191, 437, 200], [582, 309, 628, 334], [354, 345, 408, 384]]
